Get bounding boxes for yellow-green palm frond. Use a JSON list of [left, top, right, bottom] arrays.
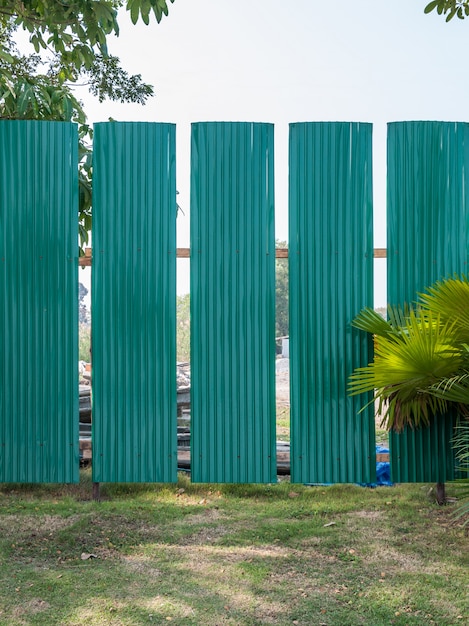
[[352, 307, 397, 337], [352, 304, 413, 341], [431, 370, 469, 405], [419, 275, 469, 343], [349, 310, 463, 431], [451, 418, 469, 471], [386, 302, 414, 330]]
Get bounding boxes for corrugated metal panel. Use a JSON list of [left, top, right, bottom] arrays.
[[289, 122, 375, 484], [0, 121, 79, 483], [92, 122, 177, 483], [190, 122, 276, 483], [387, 121, 469, 483]]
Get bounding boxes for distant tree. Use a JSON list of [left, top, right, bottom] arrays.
[[0, 0, 174, 94], [78, 282, 90, 325], [78, 323, 91, 361], [275, 239, 289, 339], [177, 293, 190, 362], [0, 0, 175, 252], [425, 1, 469, 21]]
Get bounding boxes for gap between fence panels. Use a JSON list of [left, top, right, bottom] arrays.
[[78, 247, 387, 265]]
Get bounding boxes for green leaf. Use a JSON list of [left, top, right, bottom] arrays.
[[431, 372, 469, 404], [446, 8, 457, 21], [352, 307, 395, 337], [128, 0, 141, 25], [386, 303, 412, 330], [424, 0, 442, 14], [16, 82, 32, 116], [419, 276, 469, 344], [141, 1, 151, 25], [0, 49, 14, 64]]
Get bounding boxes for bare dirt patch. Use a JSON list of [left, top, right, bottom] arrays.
[[0, 514, 79, 538], [182, 508, 227, 525], [121, 554, 162, 577], [349, 510, 385, 521], [12, 598, 50, 618], [177, 524, 232, 545]]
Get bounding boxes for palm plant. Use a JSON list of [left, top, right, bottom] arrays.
[[349, 275, 469, 432], [349, 274, 469, 513]]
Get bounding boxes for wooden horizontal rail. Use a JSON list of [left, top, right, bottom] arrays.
[[79, 247, 387, 266]]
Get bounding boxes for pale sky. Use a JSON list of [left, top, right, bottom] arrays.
[[76, 0, 469, 303]]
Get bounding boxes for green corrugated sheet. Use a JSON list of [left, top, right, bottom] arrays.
[[0, 121, 79, 483], [92, 122, 177, 483], [289, 122, 375, 484], [387, 121, 469, 482], [190, 122, 276, 483]]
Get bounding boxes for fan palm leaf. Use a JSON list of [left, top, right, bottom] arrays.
[[452, 419, 469, 470], [431, 370, 469, 406], [349, 310, 463, 430], [351, 306, 397, 337], [419, 275, 469, 344], [352, 304, 413, 340], [450, 419, 469, 527]]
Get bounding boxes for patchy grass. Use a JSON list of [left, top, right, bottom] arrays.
[[0, 471, 467, 625]]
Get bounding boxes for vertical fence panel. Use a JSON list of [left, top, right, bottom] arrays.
[[289, 122, 375, 484], [387, 121, 469, 482], [0, 121, 79, 483], [190, 122, 276, 483], [92, 122, 177, 483]]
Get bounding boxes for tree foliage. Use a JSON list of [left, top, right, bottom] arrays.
[[275, 240, 289, 340], [0, 0, 175, 74], [177, 293, 190, 362], [0, 0, 175, 251], [79, 323, 91, 361], [78, 282, 90, 325], [424, 1, 469, 21]]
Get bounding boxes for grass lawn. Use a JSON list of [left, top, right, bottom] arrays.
[[0, 470, 467, 625]]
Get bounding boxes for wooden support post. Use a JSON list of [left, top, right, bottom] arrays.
[[435, 482, 446, 505], [92, 482, 101, 502]]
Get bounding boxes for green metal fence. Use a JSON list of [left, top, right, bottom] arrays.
[[289, 122, 376, 484], [190, 122, 277, 483], [387, 121, 469, 483], [1, 119, 467, 485], [91, 122, 177, 483], [0, 121, 79, 483]]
